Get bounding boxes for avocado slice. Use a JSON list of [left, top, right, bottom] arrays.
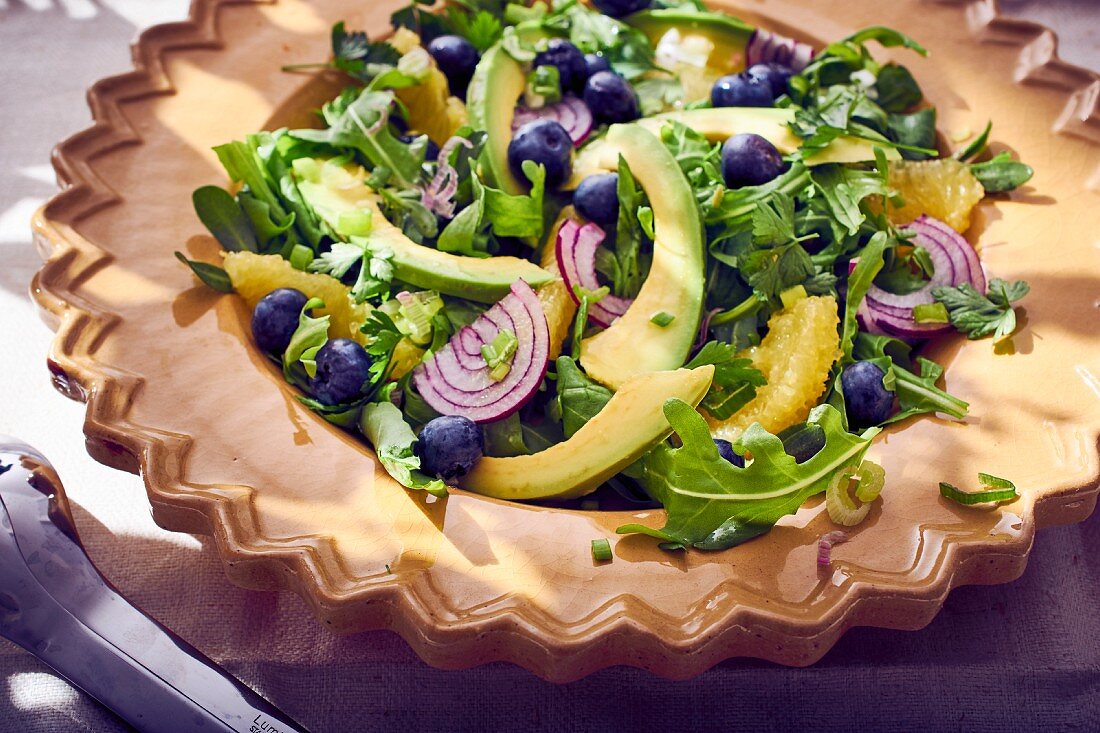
[[625, 8, 753, 74], [566, 107, 899, 189], [295, 158, 551, 303], [579, 124, 705, 390], [467, 24, 552, 196], [458, 365, 714, 500]]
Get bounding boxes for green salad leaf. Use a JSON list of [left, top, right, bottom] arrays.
[[969, 152, 1034, 193], [685, 342, 767, 420], [447, 8, 504, 52], [482, 413, 530, 457], [282, 297, 330, 381], [360, 402, 447, 496], [174, 253, 234, 293], [556, 356, 613, 438], [619, 401, 879, 550], [852, 333, 969, 422], [613, 155, 646, 298], [191, 186, 258, 252], [932, 277, 1030, 343]]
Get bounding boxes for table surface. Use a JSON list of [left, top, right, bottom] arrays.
[[1, 1, 1098, 731]]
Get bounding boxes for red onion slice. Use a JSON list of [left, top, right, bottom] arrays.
[[412, 281, 550, 423], [746, 29, 815, 72], [555, 219, 632, 328], [859, 215, 986, 341], [512, 95, 594, 145]]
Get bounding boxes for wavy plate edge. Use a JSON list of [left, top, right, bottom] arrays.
[[28, 0, 1100, 681]]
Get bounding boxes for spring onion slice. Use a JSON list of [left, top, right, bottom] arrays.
[[939, 476, 1018, 506], [591, 538, 613, 562], [825, 460, 886, 526]]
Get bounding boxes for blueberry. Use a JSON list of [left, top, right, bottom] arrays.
[[389, 114, 409, 135], [714, 439, 745, 467], [841, 361, 896, 428], [721, 133, 784, 187], [400, 134, 440, 162], [427, 35, 480, 95], [745, 63, 793, 97], [584, 53, 611, 79], [591, 0, 652, 18], [251, 288, 308, 355], [583, 71, 640, 124], [573, 173, 619, 226], [508, 119, 574, 189], [417, 415, 484, 480], [309, 338, 373, 406], [534, 39, 588, 93], [711, 73, 776, 108]]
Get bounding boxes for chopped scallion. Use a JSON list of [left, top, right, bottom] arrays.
[[650, 311, 675, 327], [481, 328, 518, 381], [939, 476, 1018, 506], [591, 538, 613, 562], [913, 302, 949, 324]]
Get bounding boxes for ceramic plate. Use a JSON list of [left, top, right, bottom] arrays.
[[31, 0, 1100, 680]]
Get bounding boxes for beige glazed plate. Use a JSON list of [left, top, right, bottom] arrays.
[[31, 0, 1100, 680]]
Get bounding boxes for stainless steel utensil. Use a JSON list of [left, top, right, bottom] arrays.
[[0, 436, 308, 733]]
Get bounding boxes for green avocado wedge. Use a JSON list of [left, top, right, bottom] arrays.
[[458, 365, 715, 500], [296, 158, 551, 302], [579, 124, 705, 390], [566, 107, 899, 189], [624, 8, 753, 73], [467, 24, 552, 196]]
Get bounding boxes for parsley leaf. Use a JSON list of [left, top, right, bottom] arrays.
[[932, 278, 1030, 343], [618, 401, 879, 551], [361, 310, 404, 385], [309, 238, 395, 303], [685, 342, 767, 420]]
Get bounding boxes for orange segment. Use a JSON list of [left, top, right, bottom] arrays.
[[389, 28, 468, 144], [886, 158, 985, 233], [708, 295, 840, 442]]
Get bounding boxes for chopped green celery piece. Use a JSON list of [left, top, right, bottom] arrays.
[[336, 209, 373, 238], [978, 472, 1015, 490], [913, 302, 949, 324], [289, 244, 314, 271], [481, 328, 518, 382], [825, 460, 885, 527], [650, 311, 675, 327], [591, 538, 613, 562], [291, 157, 321, 184], [381, 291, 445, 346], [939, 477, 1019, 506], [780, 284, 808, 310]]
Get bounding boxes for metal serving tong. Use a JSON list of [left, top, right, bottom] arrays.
[[0, 436, 307, 733]]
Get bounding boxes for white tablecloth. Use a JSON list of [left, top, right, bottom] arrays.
[[0, 2, 1097, 731]]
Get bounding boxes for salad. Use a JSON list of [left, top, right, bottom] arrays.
[[178, 0, 1035, 554]]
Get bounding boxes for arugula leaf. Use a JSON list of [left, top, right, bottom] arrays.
[[192, 186, 258, 252], [556, 356, 613, 438], [932, 278, 1030, 342], [619, 401, 879, 551], [685, 342, 767, 420], [359, 402, 447, 496], [290, 89, 423, 189], [969, 152, 1034, 193], [613, 155, 646, 298], [635, 77, 684, 117], [842, 26, 928, 55], [174, 252, 234, 293], [809, 163, 888, 236], [378, 187, 439, 244], [437, 161, 546, 254], [282, 297, 330, 381], [874, 64, 923, 113], [541, 0, 658, 79], [839, 230, 889, 362], [660, 120, 718, 180], [851, 334, 969, 422]]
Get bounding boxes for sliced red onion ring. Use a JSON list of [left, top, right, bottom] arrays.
[[746, 29, 815, 72], [412, 280, 550, 423], [512, 95, 594, 145], [858, 215, 986, 341], [555, 219, 632, 328], [420, 136, 473, 218]]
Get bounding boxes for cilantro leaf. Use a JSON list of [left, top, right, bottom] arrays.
[[932, 278, 1030, 342], [685, 342, 767, 420], [618, 401, 879, 551], [359, 402, 447, 496]]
